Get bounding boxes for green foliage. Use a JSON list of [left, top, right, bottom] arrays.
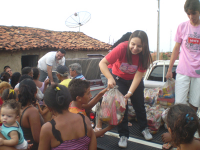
[[162, 53, 168, 60]]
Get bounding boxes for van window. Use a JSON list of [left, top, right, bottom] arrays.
[[148, 65, 177, 82]]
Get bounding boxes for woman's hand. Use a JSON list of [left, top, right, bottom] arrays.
[[107, 77, 116, 89], [124, 93, 131, 105]]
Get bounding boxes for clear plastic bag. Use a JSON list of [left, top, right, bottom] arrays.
[[98, 86, 126, 125], [160, 78, 175, 98], [146, 105, 165, 134], [144, 88, 159, 106]]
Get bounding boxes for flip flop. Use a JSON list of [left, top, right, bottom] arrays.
[[162, 143, 173, 150]]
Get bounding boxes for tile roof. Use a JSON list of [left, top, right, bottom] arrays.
[[0, 26, 111, 51]]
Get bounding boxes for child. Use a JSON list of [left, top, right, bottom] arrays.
[[166, 104, 200, 150], [1, 88, 17, 101], [36, 101, 52, 123], [0, 82, 12, 106], [0, 82, 12, 126], [68, 79, 114, 138], [0, 99, 28, 149]]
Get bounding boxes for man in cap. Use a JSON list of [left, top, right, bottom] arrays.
[[56, 65, 72, 88]]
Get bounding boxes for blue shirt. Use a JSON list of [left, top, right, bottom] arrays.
[[1, 121, 25, 145]]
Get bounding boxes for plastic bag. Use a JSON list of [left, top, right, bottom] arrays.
[[146, 105, 165, 134], [98, 86, 126, 125], [159, 78, 175, 98], [144, 88, 159, 106]]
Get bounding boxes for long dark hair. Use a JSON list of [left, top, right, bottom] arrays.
[[11, 72, 21, 88], [126, 30, 152, 70], [18, 79, 37, 106]]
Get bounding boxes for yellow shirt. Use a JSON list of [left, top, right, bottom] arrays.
[[60, 79, 72, 88]]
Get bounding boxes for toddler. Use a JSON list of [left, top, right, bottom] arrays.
[[0, 99, 28, 149]]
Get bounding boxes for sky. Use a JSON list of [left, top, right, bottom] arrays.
[[0, 0, 189, 52]]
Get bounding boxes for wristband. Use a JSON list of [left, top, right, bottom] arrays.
[[128, 91, 133, 95]]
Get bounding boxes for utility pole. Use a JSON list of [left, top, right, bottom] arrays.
[[157, 0, 160, 60]]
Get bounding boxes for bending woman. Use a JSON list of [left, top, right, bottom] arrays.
[[99, 30, 153, 148], [38, 84, 96, 150]]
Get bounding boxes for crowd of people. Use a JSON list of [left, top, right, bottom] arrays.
[[0, 48, 114, 150], [0, 0, 200, 149]]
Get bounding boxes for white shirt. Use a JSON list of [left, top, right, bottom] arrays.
[[37, 51, 65, 72]]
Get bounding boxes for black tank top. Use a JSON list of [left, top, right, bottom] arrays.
[[20, 106, 44, 150]]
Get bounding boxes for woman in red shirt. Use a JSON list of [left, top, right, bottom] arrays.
[[99, 30, 153, 148]]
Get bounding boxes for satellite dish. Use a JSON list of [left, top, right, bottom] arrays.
[[65, 11, 91, 32]]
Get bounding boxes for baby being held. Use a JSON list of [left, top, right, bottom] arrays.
[[0, 99, 28, 149]]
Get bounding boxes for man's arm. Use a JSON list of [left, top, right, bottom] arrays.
[[47, 65, 54, 84], [166, 42, 181, 79]]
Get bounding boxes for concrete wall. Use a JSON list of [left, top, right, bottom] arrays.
[[0, 51, 22, 73], [0, 49, 108, 73]]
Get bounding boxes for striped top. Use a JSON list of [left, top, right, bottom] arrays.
[[51, 113, 90, 150], [74, 74, 86, 80]]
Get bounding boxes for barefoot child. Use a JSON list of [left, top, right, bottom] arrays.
[[166, 104, 200, 150], [68, 79, 114, 137], [0, 99, 28, 149]]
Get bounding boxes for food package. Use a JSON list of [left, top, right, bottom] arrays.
[[146, 105, 165, 134], [159, 79, 175, 98], [98, 86, 126, 125], [144, 88, 159, 106], [157, 98, 175, 106]]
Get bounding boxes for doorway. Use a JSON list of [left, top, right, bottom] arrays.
[[21, 55, 38, 69]]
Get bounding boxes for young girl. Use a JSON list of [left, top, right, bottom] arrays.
[[99, 30, 153, 148], [38, 84, 97, 150], [0, 99, 28, 149], [0, 82, 12, 106], [1, 89, 17, 102], [166, 104, 200, 150]]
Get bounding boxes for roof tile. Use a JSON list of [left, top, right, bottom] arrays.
[[0, 26, 111, 51]]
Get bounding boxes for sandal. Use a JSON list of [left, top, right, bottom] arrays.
[[162, 143, 173, 150], [94, 127, 104, 137]]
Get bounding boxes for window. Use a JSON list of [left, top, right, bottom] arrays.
[[148, 65, 177, 82]]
